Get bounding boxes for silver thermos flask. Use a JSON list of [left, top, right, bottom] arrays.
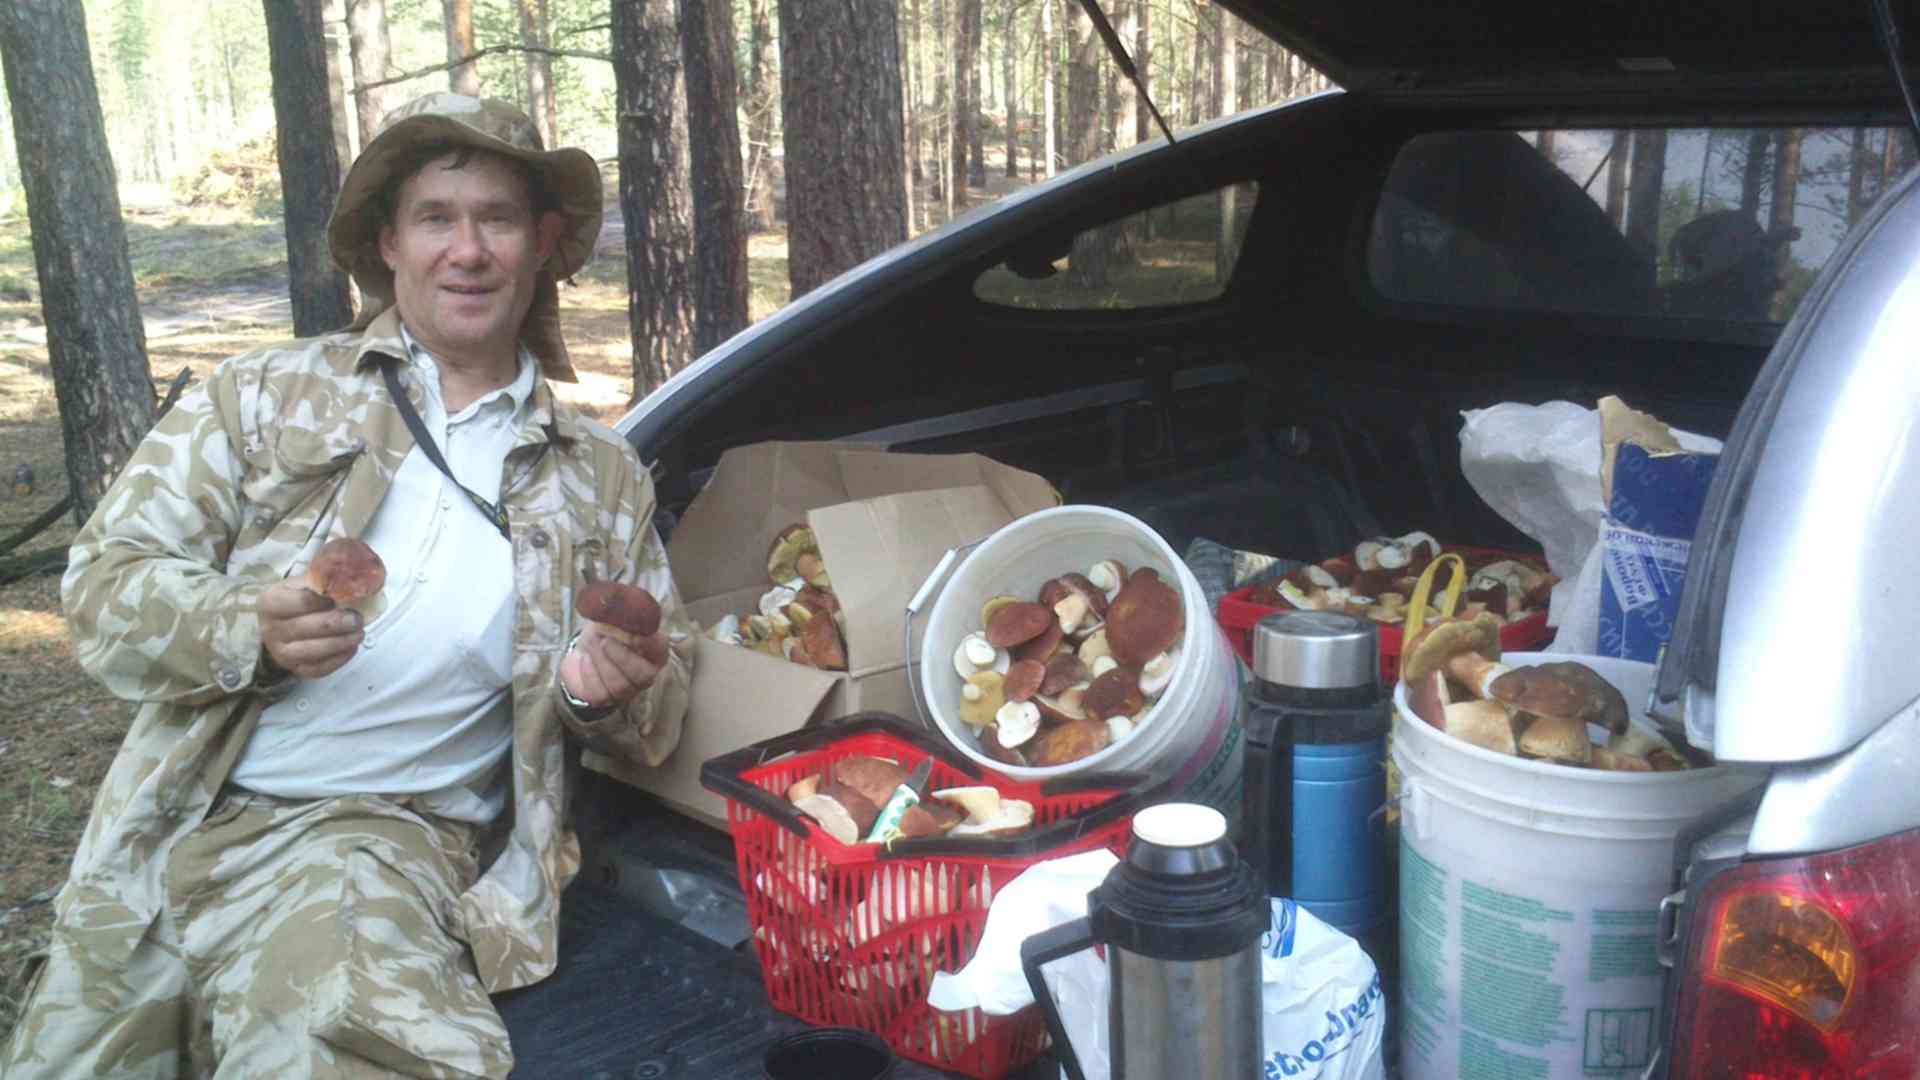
[[1020, 803, 1267, 1080]]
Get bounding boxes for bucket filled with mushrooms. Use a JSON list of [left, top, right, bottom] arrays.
[[1386, 616, 1766, 1080], [917, 505, 1244, 817]]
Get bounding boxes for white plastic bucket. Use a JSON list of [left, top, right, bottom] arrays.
[[1391, 652, 1766, 1080], [917, 505, 1245, 818]]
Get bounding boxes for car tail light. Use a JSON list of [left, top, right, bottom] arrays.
[[1669, 828, 1920, 1079]]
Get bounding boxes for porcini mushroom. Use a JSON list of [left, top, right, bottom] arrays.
[[765, 524, 817, 586], [1027, 718, 1111, 765], [799, 614, 848, 671], [306, 538, 386, 610], [795, 780, 881, 844], [1488, 661, 1630, 738], [576, 580, 663, 644], [1104, 569, 1184, 666], [986, 601, 1054, 648], [952, 631, 1011, 680], [1442, 699, 1520, 755], [1400, 613, 1507, 696], [1515, 713, 1594, 766], [1005, 658, 1047, 702], [958, 671, 1007, 730]]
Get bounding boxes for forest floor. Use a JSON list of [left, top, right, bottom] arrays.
[[0, 159, 1036, 1041]]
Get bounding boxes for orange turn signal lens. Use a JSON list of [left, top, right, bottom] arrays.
[[1710, 890, 1855, 1031]]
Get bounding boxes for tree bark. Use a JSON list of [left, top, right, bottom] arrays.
[[1604, 129, 1630, 230], [744, 0, 778, 230], [444, 0, 481, 96], [612, 0, 696, 400], [322, 0, 355, 168], [0, 0, 156, 520], [777, 0, 907, 298], [1003, 4, 1017, 178], [950, 0, 974, 210], [930, 0, 949, 210], [1215, 14, 1237, 281], [519, 0, 555, 147], [966, 0, 985, 186], [678, 0, 750, 352], [1134, 0, 1151, 147], [1739, 132, 1770, 215], [264, 0, 357, 337], [1040, 0, 1056, 176], [1064, 0, 1105, 285], [345, 0, 392, 146]]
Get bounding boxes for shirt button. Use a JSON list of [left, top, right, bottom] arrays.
[[364, 636, 376, 649], [416, 571, 429, 583], [530, 529, 550, 549], [253, 512, 275, 529], [218, 667, 243, 690], [297, 699, 311, 713]]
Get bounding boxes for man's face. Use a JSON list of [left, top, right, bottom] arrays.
[[379, 151, 564, 370]]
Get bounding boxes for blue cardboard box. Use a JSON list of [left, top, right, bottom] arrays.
[[1598, 441, 1718, 661]]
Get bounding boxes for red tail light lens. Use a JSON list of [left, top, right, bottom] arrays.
[[1670, 828, 1920, 1079]]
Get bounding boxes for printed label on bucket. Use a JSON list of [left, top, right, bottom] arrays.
[[1161, 659, 1247, 828], [1399, 833, 1667, 1080]]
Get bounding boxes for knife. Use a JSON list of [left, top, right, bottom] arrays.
[[865, 757, 934, 843]]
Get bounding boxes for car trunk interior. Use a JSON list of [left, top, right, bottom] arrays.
[[646, 97, 1766, 569]]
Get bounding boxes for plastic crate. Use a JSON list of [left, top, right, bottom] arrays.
[[1215, 547, 1555, 682], [700, 712, 1144, 1080]]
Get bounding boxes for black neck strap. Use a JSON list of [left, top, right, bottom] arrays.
[[382, 361, 513, 544]]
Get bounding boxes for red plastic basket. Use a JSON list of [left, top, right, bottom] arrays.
[[1215, 547, 1556, 681], [700, 713, 1144, 1080]]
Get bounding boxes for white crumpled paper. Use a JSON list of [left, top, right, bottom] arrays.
[[1459, 401, 1722, 655], [929, 851, 1384, 1080]]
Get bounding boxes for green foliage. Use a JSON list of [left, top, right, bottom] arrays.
[[109, 0, 149, 101]]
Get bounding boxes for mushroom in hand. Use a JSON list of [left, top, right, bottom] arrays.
[[576, 581, 663, 645], [306, 538, 387, 610]]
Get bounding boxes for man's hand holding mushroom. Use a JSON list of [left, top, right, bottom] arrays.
[[561, 581, 672, 714], [259, 537, 384, 681]]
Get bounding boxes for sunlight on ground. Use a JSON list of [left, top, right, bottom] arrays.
[[0, 608, 70, 655]]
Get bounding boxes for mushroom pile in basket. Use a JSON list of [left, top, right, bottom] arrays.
[[952, 560, 1184, 768], [704, 523, 849, 670], [1402, 612, 1696, 770], [1249, 532, 1558, 627], [784, 755, 1035, 843]]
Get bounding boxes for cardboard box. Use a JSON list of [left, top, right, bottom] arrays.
[[1596, 397, 1720, 662], [588, 441, 1059, 825]]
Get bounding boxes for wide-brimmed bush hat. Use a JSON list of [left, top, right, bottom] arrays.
[[327, 93, 602, 381]]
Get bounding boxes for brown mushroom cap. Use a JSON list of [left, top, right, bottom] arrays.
[[1400, 614, 1502, 686], [831, 757, 909, 807], [1012, 619, 1067, 664], [1488, 661, 1629, 736], [796, 781, 880, 844], [1105, 569, 1184, 666], [800, 614, 849, 671], [1039, 653, 1090, 696], [1084, 667, 1145, 720], [978, 724, 1028, 766], [577, 581, 663, 639], [306, 538, 386, 606], [1059, 573, 1110, 618], [1004, 658, 1047, 702], [1028, 718, 1112, 765], [986, 601, 1054, 648], [898, 799, 964, 838], [1409, 669, 1453, 730]]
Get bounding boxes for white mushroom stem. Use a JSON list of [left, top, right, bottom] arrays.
[[759, 585, 800, 619], [1090, 655, 1119, 678], [962, 683, 983, 702], [953, 632, 1010, 679], [1278, 579, 1319, 610], [1139, 650, 1177, 697], [1443, 700, 1518, 755], [1106, 715, 1135, 742], [1447, 654, 1511, 699], [1054, 591, 1092, 633], [996, 701, 1041, 747], [1087, 560, 1126, 598]]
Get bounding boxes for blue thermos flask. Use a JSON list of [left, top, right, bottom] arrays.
[[1239, 609, 1390, 935]]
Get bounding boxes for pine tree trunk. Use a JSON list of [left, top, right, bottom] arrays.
[[1041, 0, 1056, 176], [777, 0, 907, 298], [950, 0, 974, 210], [1003, 5, 1017, 178], [322, 0, 354, 169], [744, 0, 777, 230], [0, 0, 157, 520], [930, 0, 950, 211], [444, 0, 480, 97], [1186, 2, 1205, 125], [612, 0, 696, 399], [1739, 132, 1770, 215], [1134, 0, 1151, 146], [679, 0, 750, 352], [519, 0, 554, 147], [1624, 129, 1667, 288], [966, 0, 985, 186], [1215, 15, 1237, 281], [1604, 130, 1630, 229], [1064, 0, 1105, 286], [345, 0, 391, 146], [264, 0, 357, 337], [900, 16, 917, 233]]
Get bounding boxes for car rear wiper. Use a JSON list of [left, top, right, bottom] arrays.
[[1073, 0, 1178, 146]]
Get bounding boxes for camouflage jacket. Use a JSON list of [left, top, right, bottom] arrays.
[[58, 306, 694, 993]]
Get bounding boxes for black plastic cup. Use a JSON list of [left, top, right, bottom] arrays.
[[761, 1027, 898, 1080]]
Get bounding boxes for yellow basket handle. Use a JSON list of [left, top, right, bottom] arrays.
[[1402, 553, 1467, 643]]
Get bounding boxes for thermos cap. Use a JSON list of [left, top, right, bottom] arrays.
[[1132, 803, 1227, 848], [1252, 610, 1380, 690]]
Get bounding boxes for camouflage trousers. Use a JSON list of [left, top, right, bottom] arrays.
[[1, 790, 514, 1078]]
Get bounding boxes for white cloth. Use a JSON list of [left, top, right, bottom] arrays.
[[232, 332, 534, 823]]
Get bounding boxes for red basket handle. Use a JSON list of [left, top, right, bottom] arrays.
[[699, 711, 986, 837]]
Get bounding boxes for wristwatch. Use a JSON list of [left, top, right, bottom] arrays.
[[561, 633, 617, 722]]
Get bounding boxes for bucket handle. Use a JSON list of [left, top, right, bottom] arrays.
[[1402, 553, 1468, 642], [903, 538, 988, 732]]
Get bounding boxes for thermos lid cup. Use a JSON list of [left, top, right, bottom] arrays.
[[1132, 803, 1227, 848], [1251, 610, 1379, 690]]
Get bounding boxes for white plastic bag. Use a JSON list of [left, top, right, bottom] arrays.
[[928, 852, 1385, 1080]]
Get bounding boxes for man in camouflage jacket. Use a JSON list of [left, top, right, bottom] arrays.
[[2, 95, 693, 1077]]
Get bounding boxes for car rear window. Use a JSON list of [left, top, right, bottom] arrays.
[[1369, 126, 1917, 328], [974, 181, 1259, 310]]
